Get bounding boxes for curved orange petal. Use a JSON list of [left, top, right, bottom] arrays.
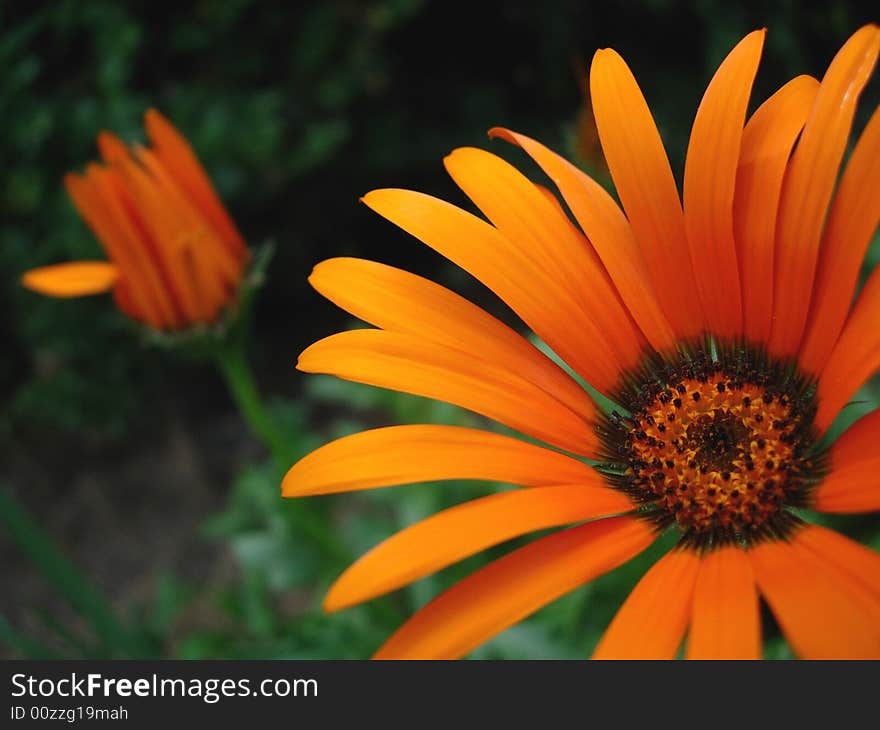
[[684, 29, 765, 339], [144, 109, 246, 259], [590, 48, 701, 339], [325, 483, 634, 611], [131, 147, 234, 324], [592, 547, 699, 660], [796, 524, 880, 603], [443, 147, 644, 371], [65, 170, 175, 328], [96, 131, 129, 163], [816, 265, 880, 432], [135, 145, 243, 288], [769, 24, 880, 359], [298, 329, 597, 457], [734, 76, 819, 345], [309, 257, 595, 423], [21, 261, 118, 298], [489, 128, 676, 354], [812, 409, 880, 513], [686, 545, 761, 660], [362, 188, 624, 393], [800, 104, 880, 374], [749, 532, 880, 659], [112, 156, 205, 323], [282, 425, 597, 496], [374, 516, 655, 660]]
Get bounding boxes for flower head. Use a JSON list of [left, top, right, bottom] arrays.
[[23, 109, 249, 331], [286, 26, 880, 659]]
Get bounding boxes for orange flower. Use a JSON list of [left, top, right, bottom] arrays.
[[22, 109, 249, 330], [285, 26, 880, 659]]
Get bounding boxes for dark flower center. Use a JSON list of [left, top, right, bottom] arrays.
[[597, 341, 826, 548]]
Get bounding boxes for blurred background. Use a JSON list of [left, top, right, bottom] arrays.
[[2, 0, 878, 659]]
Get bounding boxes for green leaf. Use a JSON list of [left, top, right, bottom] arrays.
[[0, 488, 149, 657], [0, 613, 59, 659]]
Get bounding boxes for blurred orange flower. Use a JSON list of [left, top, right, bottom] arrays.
[[23, 109, 249, 330]]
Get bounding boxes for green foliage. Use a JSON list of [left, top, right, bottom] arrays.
[[0, 489, 156, 658]]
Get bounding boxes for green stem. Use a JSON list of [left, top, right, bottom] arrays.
[[0, 489, 150, 658], [212, 340, 350, 566], [214, 342, 290, 471], [212, 335, 405, 624]]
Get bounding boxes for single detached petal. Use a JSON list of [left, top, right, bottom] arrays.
[[684, 29, 765, 338], [362, 188, 625, 393], [686, 545, 761, 660], [592, 547, 699, 660], [443, 147, 645, 371], [769, 24, 880, 359], [297, 329, 597, 456], [282, 425, 596, 496], [590, 47, 701, 339], [734, 76, 819, 345], [325, 483, 634, 611], [800, 104, 880, 373], [309, 257, 595, 422], [750, 531, 880, 659], [812, 409, 880, 513], [21, 261, 118, 298], [816, 265, 880, 432], [374, 516, 655, 660], [489, 128, 676, 354]]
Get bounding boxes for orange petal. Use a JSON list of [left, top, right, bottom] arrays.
[[373, 516, 655, 659], [66, 170, 176, 328], [592, 547, 699, 660], [816, 265, 880, 432], [144, 109, 246, 259], [21, 261, 118, 298], [96, 131, 130, 164], [362, 188, 624, 393], [684, 29, 765, 339], [489, 128, 676, 353], [282, 425, 597, 496], [750, 532, 880, 659], [443, 147, 645, 371], [590, 48, 701, 339], [326, 483, 634, 611], [297, 329, 597, 457], [795, 524, 880, 603], [812, 409, 880, 513], [734, 76, 819, 345], [309, 257, 595, 423], [686, 545, 761, 659], [135, 145, 243, 289], [800, 104, 880, 374], [769, 24, 880, 359], [110, 156, 205, 323], [116, 151, 232, 325]]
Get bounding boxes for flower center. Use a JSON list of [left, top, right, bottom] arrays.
[[598, 343, 825, 547]]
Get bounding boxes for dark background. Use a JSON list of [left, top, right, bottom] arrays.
[[1, 0, 878, 659]]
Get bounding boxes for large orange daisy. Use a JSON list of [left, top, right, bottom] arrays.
[[22, 109, 249, 331], [285, 26, 880, 659]]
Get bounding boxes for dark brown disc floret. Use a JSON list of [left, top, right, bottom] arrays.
[[597, 341, 826, 548]]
